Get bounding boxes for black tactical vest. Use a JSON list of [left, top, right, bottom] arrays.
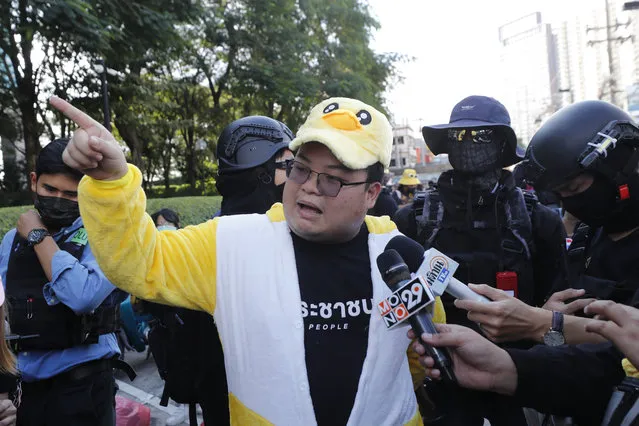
[[6, 227, 118, 351], [412, 183, 538, 333], [566, 223, 638, 304]]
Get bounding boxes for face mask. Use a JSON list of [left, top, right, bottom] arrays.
[[561, 177, 617, 228], [157, 225, 177, 232], [447, 136, 502, 174], [34, 195, 80, 229]]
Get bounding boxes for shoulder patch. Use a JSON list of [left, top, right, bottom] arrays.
[[69, 228, 88, 246]]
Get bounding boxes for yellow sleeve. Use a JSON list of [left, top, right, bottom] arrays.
[[623, 358, 639, 378], [78, 164, 217, 314], [408, 297, 446, 390]]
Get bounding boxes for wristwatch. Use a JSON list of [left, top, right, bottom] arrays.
[[543, 311, 566, 346], [27, 228, 50, 247]]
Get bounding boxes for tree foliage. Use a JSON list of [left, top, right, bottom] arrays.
[[0, 0, 404, 205]]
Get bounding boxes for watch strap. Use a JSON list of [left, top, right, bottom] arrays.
[[551, 311, 564, 332], [28, 229, 50, 246]]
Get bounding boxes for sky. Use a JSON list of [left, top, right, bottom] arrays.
[[368, 0, 601, 129]]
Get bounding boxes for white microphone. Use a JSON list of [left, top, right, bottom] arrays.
[[386, 235, 490, 303]]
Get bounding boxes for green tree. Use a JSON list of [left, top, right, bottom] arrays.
[[0, 0, 109, 184]]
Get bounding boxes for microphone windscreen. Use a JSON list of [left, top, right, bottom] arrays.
[[385, 235, 425, 273], [376, 249, 405, 275]]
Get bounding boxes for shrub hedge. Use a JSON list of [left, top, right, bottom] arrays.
[[0, 196, 222, 237]]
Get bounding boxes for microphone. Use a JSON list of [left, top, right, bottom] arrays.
[[376, 249, 456, 384], [386, 236, 490, 303]]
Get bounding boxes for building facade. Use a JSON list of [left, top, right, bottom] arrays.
[[390, 125, 435, 170], [498, 12, 560, 145]]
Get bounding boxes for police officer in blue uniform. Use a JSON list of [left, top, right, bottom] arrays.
[[0, 138, 130, 426]]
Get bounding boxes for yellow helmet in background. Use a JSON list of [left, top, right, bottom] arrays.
[[398, 169, 421, 186]]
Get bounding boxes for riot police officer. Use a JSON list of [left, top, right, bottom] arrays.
[[395, 96, 567, 333], [394, 96, 568, 425], [215, 115, 295, 215], [414, 99, 639, 426], [522, 100, 639, 306]]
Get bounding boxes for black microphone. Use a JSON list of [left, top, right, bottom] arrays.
[[386, 235, 489, 303], [376, 249, 456, 384]]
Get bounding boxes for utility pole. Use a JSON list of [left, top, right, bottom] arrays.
[[587, 0, 633, 106]]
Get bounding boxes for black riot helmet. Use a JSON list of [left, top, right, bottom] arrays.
[[216, 116, 294, 173], [522, 100, 639, 233], [522, 100, 639, 191]]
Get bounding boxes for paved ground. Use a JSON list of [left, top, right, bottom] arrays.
[[114, 349, 203, 426]]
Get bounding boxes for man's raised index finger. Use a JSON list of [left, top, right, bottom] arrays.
[[49, 96, 103, 131]]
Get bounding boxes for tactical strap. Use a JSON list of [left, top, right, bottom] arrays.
[[566, 222, 592, 281], [189, 403, 198, 426], [414, 190, 444, 247], [501, 188, 535, 261], [160, 385, 170, 407], [112, 358, 137, 381]]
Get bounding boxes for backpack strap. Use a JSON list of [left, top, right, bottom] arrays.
[[501, 187, 534, 261], [522, 189, 538, 217], [566, 222, 592, 278], [414, 189, 444, 247], [189, 403, 198, 426]]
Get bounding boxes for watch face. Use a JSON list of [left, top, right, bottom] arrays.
[[27, 229, 47, 245], [543, 330, 566, 346]]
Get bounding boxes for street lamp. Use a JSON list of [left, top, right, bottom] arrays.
[[195, 139, 208, 192], [93, 59, 111, 132]]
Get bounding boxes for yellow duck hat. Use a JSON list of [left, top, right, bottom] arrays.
[[398, 169, 421, 186], [289, 97, 392, 169]]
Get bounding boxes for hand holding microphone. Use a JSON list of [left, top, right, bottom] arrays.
[[376, 249, 457, 384]]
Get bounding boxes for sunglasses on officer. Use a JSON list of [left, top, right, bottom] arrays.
[[286, 160, 371, 197], [447, 128, 495, 144]]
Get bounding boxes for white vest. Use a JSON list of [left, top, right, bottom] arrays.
[[214, 211, 421, 426]]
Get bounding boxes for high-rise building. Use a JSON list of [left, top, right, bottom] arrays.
[[540, 0, 636, 111], [498, 13, 559, 145]]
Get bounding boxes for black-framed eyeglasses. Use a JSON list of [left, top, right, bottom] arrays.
[[286, 160, 370, 197], [448, 128, 495, 144], [274, 159, 294, 170]]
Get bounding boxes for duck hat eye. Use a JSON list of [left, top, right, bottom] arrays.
[[356, 110, 372, 125], [323, 102, 339, 114]]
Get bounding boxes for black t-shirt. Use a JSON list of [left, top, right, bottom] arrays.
[[291, 226, 373, 426]]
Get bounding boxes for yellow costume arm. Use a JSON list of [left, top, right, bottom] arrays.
[[78, 164, 218, 313]]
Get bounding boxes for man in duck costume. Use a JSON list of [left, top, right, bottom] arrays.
[[50, 95, 445, 426]]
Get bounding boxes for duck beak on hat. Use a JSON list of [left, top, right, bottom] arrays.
[[322, 110, 362, 131]]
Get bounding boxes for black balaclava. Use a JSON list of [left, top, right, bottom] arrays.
[[217, 156, 284, 216], [447, 130, 504, 191], [561, 173, 639, 234]]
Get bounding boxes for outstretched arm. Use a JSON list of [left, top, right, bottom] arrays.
[[50, 97, 218, 313]]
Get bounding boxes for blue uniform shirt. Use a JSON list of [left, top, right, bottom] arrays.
[[0, 216, 127, 382]]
